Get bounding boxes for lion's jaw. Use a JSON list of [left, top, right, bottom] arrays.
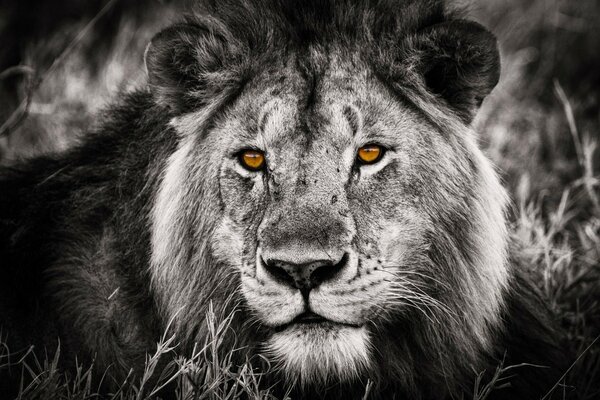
[[237, 246, 386, 384], [267, 323, 371, 386], [238, 248, 388, 384]]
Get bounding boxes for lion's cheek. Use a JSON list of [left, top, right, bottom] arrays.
[[240, 274, 304, 327], [309, 278, 390, 326]]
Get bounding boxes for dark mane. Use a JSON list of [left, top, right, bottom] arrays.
[[188, 0, 446, 44]]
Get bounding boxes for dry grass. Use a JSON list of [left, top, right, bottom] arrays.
[[0, 0, 599, 398], [1, 305, 276, 400]]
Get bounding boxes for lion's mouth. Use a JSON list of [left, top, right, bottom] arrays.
[[273, 311, 362, 332], [294, 311, 328, 324]]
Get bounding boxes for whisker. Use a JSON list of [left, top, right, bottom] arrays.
[[380, 266, 451, 290], [386, 286, 459, 325]]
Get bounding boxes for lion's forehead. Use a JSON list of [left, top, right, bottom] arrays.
[[226, 62, 424, 163]]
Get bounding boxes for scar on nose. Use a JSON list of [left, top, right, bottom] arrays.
[[331, 195, 338, 204], [343, 105, 360, 137], [258, 109, 271, 135]]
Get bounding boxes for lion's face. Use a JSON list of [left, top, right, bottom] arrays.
[[147, 4, 507, 391], [185, 55, 503, 385]]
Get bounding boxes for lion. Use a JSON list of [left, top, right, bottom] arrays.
[[0, 0, 570, 398]]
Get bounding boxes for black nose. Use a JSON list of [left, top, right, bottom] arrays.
[[262, 253, 348, 296]]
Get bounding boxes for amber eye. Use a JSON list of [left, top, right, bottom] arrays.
[[357, 144, 384, 165], [238, 149, 266, 171]]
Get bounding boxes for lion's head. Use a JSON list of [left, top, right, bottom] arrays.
[[146, 0, 507, 394]]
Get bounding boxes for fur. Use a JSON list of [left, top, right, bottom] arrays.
[[267, 324, 372, 388], [1, 1, 570, 399]]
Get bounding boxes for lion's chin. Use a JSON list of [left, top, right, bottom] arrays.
[[266, 322, 371, 387]]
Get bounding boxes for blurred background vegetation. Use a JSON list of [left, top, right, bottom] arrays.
[[0, 0, 598, 398], [471, 1, 600, 397]]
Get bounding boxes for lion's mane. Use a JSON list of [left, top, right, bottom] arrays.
[[0, 1, 570, 399]]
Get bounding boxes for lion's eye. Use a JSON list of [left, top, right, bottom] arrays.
[[356, 144, 384, 165], [238, 149, 266, 171]]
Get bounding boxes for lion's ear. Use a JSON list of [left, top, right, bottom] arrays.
[[407, 20, 500, 123], [144, 23, 235, 113]]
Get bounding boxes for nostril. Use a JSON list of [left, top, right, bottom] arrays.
[[261, 253, 348, 292], [309, 253, 348, 287], [262, 258, 298, 287]]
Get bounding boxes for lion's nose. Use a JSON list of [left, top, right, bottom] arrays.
[[262, 253, 348, 297]]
